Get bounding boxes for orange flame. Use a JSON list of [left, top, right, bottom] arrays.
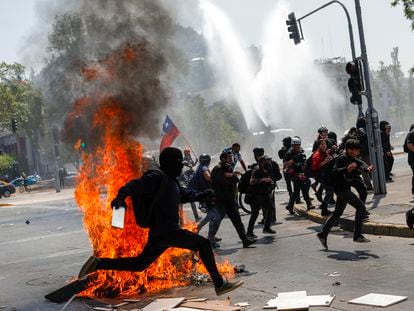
[[72, 46, 233, 298]]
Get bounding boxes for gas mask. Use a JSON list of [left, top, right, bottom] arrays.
[[159, 147, 184, 178]]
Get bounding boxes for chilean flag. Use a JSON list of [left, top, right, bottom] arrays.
[[160, 115, 180, 151]]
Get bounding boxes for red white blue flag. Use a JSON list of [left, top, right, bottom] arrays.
[[160, 115, 180, 151]]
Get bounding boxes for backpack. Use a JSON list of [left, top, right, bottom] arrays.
[[404, 136, 410, 153], [238, 169, 253, 194], [132, 170, 168, 228], [304, 156, 314, 178]]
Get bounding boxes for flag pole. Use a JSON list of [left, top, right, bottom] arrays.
[[175, 124, 197, 157]]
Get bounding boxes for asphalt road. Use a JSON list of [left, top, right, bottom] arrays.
[[1, 156, 414, 310]]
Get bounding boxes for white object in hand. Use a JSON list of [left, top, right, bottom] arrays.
[[111, 206, 125, 229]]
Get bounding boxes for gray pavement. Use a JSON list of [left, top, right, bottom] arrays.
[[1, 158, 414, 310]]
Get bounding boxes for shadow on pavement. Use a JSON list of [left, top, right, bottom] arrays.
[[327, 250, 380, 261], [255, 236, 276, 245]]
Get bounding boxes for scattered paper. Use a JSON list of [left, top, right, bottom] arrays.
[[111, 207, 125, 229]]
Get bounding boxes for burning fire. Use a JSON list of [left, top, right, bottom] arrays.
[[70, 45, 233, 298]]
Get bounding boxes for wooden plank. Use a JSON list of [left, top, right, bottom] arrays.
[[143, 298, 185, 311], [180, 300, 240, 311]]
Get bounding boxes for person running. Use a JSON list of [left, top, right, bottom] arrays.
[[247, 155, 277, 238], [284, 137, 314, 214], [278, 137, 294, 200], [77, 147, 243, 296], [317, 139, 372, 250], [311, 139, 334, 216], [404, 124, 414, 195], [209, 151, 256, 248]]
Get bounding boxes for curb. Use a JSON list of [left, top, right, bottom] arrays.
[[294, 206, 414, 238]]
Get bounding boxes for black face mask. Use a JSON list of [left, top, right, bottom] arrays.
[[159, 147, 184, 178]]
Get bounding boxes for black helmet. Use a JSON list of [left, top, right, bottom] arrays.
[[318, 126, 328, 134], [253, 147, 264, 157], [199, 153, 211, 166], [220, 150, 232, 161]]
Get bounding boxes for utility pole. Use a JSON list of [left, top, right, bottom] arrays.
[[354, 0, 386, 194]]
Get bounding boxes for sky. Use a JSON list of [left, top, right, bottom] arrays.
[[0, 0, 413, 73]]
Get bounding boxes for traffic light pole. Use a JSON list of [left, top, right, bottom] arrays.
[[354, 0, 386, 194]]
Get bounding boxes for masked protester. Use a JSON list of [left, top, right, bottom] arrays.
[[77, 147, 243, 296], [284, 137, 314, 214], [317, 139, 372, 251], [278, 137, 294, 199], [209, 151, 256, 248], [247, 155, 277, 238], [380, 121, 394, 182]]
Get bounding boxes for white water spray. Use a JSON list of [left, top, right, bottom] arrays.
[[201, 0, 342, 135]]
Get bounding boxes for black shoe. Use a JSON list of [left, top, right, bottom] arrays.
[[307, 204, 315, 211], [263, 228, 276, 234], [288, 208, 295, 215], [353, 235, 370, 243], [316, 232, 328, 251], [406, 208, 414, 229], [257, 219, 265, 225], [321, 210, 332, 217], [242, 238, 257, 248], [78, 255, 100, 278], [296, 200, 302, 204], [215, 280, 244, 296], [386, 178, 394, 183], [247, 233, 258, 239], [214, 237, 222, 242], [211, 241, 221, 249]]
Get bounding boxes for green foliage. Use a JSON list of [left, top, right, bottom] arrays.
[[171, 95, 243, 155], [0, 154, 15, 172], [392, 0, 414, 30], [0, 62, 45, 138]]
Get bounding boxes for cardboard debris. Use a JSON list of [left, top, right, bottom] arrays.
[[306, 294, 335, 307], [167, 308, 202, 311], [264, 291, 335, 310], [112, 301, 129, 307], [181, 299, 240, 311], [123, 298, 140, 303], [348, 293, 408, 307], [264, 291, 308, 310], [93, 308, 113, 311], [143, 298, 185, 311], [185, 298, 208, 302], [234, 302, 250, 307]]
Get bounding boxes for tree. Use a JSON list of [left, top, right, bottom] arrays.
[[0, 154, 15, 172], [392, 0, 414, 30]]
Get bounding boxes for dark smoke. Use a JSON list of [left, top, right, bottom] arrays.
[[36, 0, 187, 148]]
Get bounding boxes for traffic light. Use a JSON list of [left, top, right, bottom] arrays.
[[80, 141, 87, 149], [286, 12, 301, 45], [11, 119, 17, 132], [345, 60, 364, 105]]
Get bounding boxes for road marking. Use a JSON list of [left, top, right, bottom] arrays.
[[0, 230, 85, 246]]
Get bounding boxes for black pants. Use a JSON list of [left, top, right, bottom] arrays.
[[383, 153, 394, 179], [287, 179, 311, 211], [410, 162, 414, 193], [283, 172, 293, 197], [351, 178, 367, 203], [248, 195, 273, 234], [209, 199, 247, 242], [97, 229, 223, 288], [321, 189, 366, 239]]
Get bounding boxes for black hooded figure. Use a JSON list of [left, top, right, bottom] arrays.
[[379, 120, 394, 182], [77, 147, 243, 296]]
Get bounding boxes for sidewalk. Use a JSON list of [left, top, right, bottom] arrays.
[[294, 156, 414, 238]]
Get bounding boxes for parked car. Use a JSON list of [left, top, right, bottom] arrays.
[[0, 181, 16, 198]]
